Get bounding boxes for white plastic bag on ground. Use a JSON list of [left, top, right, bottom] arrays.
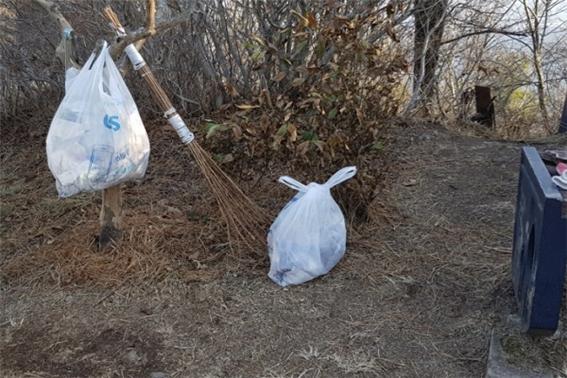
[[47, 42, 150, 198], [267, 166, 357, 287]]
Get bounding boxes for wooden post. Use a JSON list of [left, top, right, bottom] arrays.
[[35, 0, 167, 250], [33, 0, 156, 250], [98, 0, 156, 250]]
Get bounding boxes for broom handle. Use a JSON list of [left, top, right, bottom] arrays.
[[102, 6, 194, 144]]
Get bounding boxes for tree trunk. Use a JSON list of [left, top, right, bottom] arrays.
[[409, 0, 448, 114], [532, 45, 550, 130]]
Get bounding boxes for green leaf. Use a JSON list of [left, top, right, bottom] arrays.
[[327, 107, 338, 119], [206, 122, 228, 139], [371, 141, 384, 152], [251, 48, 264, 62], [292, 40, 308, 58], [326, 94, 338, 102], [276, 123, 289, 137], [315, 39, 326, 59], [302, 130, 318, 141]]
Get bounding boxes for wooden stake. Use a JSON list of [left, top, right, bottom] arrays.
[[32, 0, 153, 250], [100, 186, 122, 249], [98, 0, 156, 250]]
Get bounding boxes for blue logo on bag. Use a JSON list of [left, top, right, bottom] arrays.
[[103, 114, 121, 131]]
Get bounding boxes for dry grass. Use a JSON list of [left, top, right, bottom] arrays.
[[2, 216, 224, 288], [0, 121, 276, 288], [0, 111, 396, 288], [2, 119, 565, 376]]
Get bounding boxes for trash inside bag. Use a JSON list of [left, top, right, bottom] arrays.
[[46, 41, 150, 198], [267, 166, 357, 287]]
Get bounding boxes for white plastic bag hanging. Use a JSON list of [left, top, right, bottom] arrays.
[[46, 42, 150, 197], [64, 67, 80, 93], [267, 166, 357, 287]]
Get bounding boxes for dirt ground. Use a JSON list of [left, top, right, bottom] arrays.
[[1, 120, 566, 377]]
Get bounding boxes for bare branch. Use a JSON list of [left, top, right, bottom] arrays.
[[134, 0, 156, 51], [31, 0, 79, 69], [367, 7, 415, 44], [32, 0, 72, 32], [441, 28, 529, 45], [109, 16, 192, 60]]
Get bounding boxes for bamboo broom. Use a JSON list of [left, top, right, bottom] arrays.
[[102, 7, 268, 254]]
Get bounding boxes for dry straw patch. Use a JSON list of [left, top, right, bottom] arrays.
[[0, 125, 261, 288], [0, 116, 394, 289], [2, 216, 223, 288]]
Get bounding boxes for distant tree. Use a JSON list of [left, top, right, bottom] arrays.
[[407, 0, 449, 114], [518, 0, 562, 131]]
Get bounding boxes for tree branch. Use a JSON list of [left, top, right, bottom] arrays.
[[109, 15, 193, 59], [32, 0, 72, 32], [134, 0, 156, 51], [31, 0, 79, 69], [441, 28, 529, 45], [367, 7, 415, 44]]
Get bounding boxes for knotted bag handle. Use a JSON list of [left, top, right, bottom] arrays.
[[278, 166, 357, 192], [278, 176, 308, 192], [324, 166, 357, 188]]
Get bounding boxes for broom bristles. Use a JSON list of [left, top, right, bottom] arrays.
[[103, 6, 269, 255], [187, 141, 270, 253]]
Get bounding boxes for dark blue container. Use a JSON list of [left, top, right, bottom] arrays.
[[512, 147, 567, 335], [560, 94, 567, 133]]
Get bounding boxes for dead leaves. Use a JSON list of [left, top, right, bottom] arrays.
[[291, 10, 317, 29], [291, 77, 306, 87], [272, 123, 298, 150], [273, 71, 286, 82], [202, 6, 405, 173], [224, 81, 240, 98], [235, 104, 260, 110]]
